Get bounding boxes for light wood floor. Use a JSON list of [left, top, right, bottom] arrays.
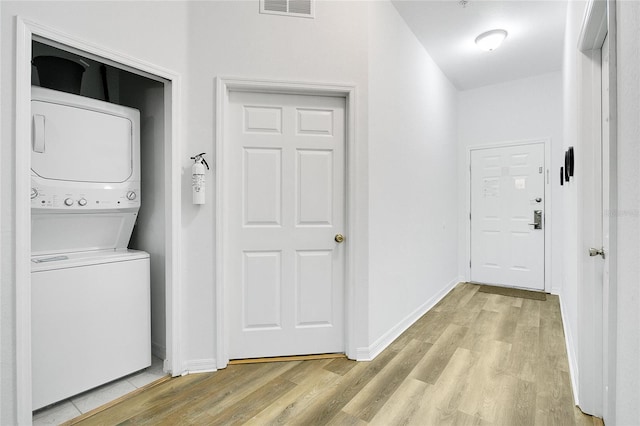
[[70, 283, 604, 425]]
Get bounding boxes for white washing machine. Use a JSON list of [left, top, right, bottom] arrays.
[[30, 87, 151, 410], [31, 250, 150, 410]]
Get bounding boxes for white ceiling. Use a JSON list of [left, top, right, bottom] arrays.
[[391, 0, 568, 90]]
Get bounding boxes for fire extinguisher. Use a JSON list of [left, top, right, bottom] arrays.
[[191, 153, 209, 205]]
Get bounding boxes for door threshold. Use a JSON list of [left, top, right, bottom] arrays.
[[229, 353, 346, 365], [472, 283, 547, 301]]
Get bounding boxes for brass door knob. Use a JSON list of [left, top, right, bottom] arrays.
[[334, 234, 345, 243]]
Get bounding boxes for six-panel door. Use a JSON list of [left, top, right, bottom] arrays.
[[470, 143, 545, 290], [227, 91, 345, 359]]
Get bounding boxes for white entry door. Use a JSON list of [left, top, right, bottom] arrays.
[[226, 91, 345, 360], [470, 143, 545, 290]]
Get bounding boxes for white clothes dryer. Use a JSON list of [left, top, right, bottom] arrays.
[[30, 86, 142, 255]]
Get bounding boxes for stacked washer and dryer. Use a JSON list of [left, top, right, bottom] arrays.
[[30, 86, 151, 410]]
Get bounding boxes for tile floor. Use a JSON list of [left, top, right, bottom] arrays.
[[33, 356, 166, 425]]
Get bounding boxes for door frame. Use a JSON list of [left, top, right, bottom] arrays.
[[215, 77, 357, 368], [14, 17, 183, 422], [465, 139, 552, 293]]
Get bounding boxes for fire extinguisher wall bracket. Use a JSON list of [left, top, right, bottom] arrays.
[[191, 153, 209, 205]]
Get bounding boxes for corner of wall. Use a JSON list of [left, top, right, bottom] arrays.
[[357, 277, 459, 361], [558, 292, 580, 406]]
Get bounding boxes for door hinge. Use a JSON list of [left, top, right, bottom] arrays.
[[469, 212, 471, 220]]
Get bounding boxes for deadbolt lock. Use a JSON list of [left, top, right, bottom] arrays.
[[589, 247, 605, 259], [528, 210, 543, 230], [335, 234, 345, 243]]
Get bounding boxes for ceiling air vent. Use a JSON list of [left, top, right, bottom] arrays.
[[261, 0, 314, 18]]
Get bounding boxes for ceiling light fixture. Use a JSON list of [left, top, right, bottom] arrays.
[[475, 29, 508, 51]]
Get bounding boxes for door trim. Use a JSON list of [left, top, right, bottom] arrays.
[[215, 77, 357, 368], [15, 17, 183, 422], [465, 139, 552, 293]]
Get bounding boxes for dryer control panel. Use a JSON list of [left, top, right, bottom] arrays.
[[31, 181, 141, 211]]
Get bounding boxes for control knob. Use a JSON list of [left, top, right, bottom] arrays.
[[78, 198, 88, 206], [64, 198, 74, 206], [126, 191, 137, 201]]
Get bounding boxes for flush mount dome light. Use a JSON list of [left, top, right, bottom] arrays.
[[475, 29, 508, 51]]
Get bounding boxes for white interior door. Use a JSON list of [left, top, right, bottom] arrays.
[[470, 143, 545, 290], [227, 91, 345, 360], [583, 31, 609, 417]]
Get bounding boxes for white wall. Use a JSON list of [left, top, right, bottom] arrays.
[[183, 0, 371, 366], [457, 72, 564, 293], [614, 1, 640, 423], [367, 1, 459, 354], [560, 0, 585, 409], [2, 0, 462, 420]]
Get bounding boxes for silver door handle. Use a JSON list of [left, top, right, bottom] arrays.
[[589, 248, 605, 259]]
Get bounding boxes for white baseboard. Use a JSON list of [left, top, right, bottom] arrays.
[[181, 358, 218, 375], [355, 277, 460, 361], [559, 294, 580, 406]]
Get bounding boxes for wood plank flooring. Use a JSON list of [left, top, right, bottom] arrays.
[[68, 283, 603, 426]]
